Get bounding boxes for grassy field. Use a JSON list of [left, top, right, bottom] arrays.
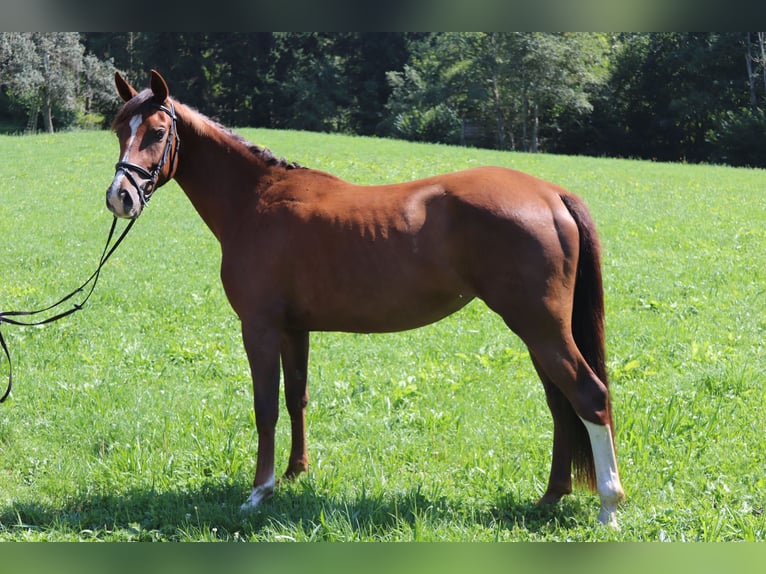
[[0, 128, 764, 541]]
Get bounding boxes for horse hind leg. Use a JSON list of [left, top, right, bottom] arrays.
[[529, 341, 625, 527], [530, 356, 578, 505], [487, 289, 624, 525], [280, 329, 310, 480], [580, 416, 624, 527]]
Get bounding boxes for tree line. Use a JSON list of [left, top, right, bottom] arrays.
[[2, 32, 766, 168]]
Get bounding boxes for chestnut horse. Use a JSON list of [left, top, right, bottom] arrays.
[[106, 70, 624, 527]]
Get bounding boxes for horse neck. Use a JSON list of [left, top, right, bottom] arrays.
[[172, 105, 277, 242]]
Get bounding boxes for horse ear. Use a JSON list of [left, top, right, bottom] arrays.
[[115, 71, 138, 102], [150, 69, 169, 103]]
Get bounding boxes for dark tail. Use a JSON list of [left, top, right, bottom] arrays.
[[558, 193, 611, 491]]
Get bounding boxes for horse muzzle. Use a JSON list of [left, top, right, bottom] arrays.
[[105, 179, 143, 219]]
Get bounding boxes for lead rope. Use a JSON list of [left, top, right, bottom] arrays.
[[0, 216, 136, 402]]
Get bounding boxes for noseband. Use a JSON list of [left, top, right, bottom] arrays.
[[114, 102, 180, 206]]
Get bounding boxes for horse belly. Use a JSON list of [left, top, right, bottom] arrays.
[[293, 289, 474, 333], [286, 253, 474, 333]]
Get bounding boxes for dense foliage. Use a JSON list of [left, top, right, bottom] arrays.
[[1, 32, 766, 167]]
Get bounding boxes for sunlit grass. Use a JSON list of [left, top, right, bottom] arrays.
[[0, 129, 764, 540]]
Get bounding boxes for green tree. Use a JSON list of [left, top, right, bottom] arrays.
[[511, 33, 610, 152], [713, 32, 766, 167], [603, 33, 751, 162], [384, 33, 609, 152], [384, 34, 463, 145], [0, 32, 117, 133], [83, 33, 412, 135], [333, 32, 414, 135], [266, 33, 349, 132]]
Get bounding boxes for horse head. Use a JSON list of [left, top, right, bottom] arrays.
[[106, 70, 179, 219]]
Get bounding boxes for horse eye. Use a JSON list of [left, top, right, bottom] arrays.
[[152, 128, 166, 141]]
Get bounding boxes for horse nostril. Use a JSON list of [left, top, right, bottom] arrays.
[[118, 188, 134, 212]]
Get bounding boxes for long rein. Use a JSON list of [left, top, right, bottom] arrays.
[[0, 101, 179, 403], [0, 217, 136, 402]]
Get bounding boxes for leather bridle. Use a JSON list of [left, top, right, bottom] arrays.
[[114, 101, 180, 207]]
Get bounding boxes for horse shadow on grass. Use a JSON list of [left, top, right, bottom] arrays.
[[0, 478, 593, 540]]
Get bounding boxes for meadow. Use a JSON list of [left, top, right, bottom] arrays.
[[0, 128, 764, 541]]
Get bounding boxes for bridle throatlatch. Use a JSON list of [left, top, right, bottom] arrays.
[[0, 101, 180, 403]]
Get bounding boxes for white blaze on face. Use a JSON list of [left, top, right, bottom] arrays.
[[107, 114, 144, 217], [122, 114, 143, 163]]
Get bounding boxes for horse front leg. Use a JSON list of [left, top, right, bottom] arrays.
[[239, 322, 282, 511], [280, 329, 310, 480]]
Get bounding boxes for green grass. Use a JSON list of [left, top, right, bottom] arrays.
[[0, 129, 764, 541]]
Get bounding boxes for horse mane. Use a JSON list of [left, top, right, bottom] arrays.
[[113, 89, 303, 170]]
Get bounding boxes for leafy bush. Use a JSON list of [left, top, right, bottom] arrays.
[[708, 108, 766, 168], [393, 104, 462, 145], [74, 111, 106, 130]]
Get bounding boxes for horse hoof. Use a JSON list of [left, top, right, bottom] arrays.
[[536, 487, 570, 506], [240, 481, 274, 511], [597, 504, 620, 529], [283, 460, 309, 480]]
